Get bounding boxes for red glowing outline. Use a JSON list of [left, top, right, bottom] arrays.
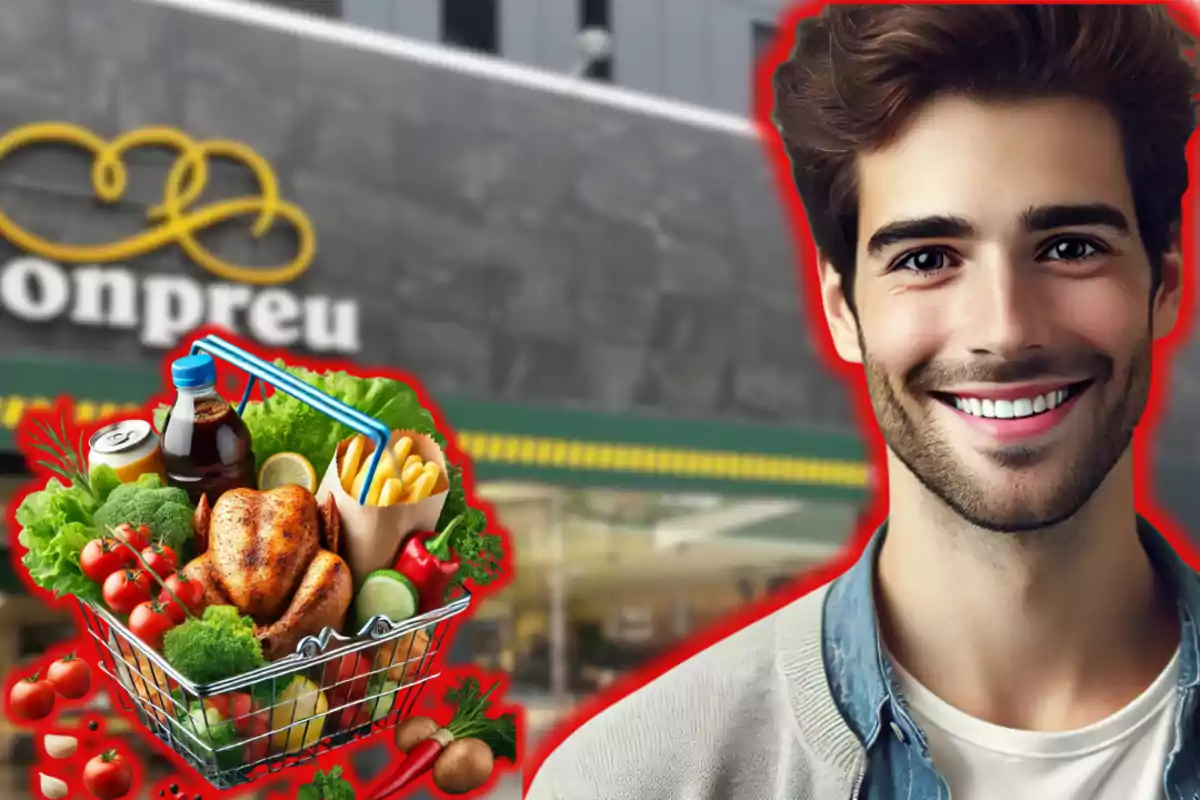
[[4, 323, 522, 799], [522, 0, 1200, 794]]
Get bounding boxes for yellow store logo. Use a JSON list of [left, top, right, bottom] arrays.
[[0, 122, 359, 353], [0, 122, 315, 286]]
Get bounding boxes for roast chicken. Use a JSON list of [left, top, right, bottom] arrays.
[[182, 485, 353, 661]]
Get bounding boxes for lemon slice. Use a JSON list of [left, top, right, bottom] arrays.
[[258, 452, 318, 491], [269, 676, 328, 753]]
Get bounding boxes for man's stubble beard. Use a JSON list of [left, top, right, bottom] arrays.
[[861, 330, 1152, 533]]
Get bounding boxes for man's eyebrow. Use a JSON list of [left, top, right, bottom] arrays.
[[865, 215, 977, 255], [1020, 203, 1131, 235]]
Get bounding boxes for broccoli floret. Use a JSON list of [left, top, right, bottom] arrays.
[[93, 473, 194, 557], [163, 605, 265, 686]]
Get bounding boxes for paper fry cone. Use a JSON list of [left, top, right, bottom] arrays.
[[316, 430, 450, 585]]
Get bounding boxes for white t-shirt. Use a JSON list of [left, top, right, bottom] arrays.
[[890, 651, 1180, 800]]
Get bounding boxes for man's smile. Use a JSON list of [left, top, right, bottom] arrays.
[[930, 380, 1095, 442]]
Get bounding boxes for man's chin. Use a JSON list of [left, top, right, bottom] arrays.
[[913, 451, 1095, 532], [947, 495, 1083, 533]]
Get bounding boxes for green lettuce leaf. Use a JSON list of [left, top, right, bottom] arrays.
[[14, 478, 104, 602], [19, 520, 102, 603], [88, 465, 122, 504], [236, 362, 440, 474]]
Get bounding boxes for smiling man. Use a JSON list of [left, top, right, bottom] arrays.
[[525, 6, 1200, 800]]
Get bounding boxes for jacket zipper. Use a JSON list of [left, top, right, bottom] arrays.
[[851, 762, 866, 800]]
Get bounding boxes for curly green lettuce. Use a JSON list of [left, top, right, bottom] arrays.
[[15, 478, 103, 602]]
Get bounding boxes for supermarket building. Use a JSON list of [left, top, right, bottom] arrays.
[[2, 0, 1200, 797]]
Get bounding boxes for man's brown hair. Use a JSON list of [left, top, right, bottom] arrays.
[[772, 4, 1200, 306]]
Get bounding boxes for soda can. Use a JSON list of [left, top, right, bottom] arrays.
[[88, 420, 167, 484]]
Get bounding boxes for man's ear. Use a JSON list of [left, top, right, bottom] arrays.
[[817, 256, 863, 363], [1152, 239, 1183, 342]]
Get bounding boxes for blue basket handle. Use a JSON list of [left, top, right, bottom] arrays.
[[188, 335, 392, 506]]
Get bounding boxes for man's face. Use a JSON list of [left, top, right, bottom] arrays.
[[820, 95, 1180, 532]]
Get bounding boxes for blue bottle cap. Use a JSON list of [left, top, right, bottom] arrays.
[[171, 354, 217, 389]]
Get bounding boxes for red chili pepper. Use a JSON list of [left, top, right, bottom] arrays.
[[395, 513, 466, 612]]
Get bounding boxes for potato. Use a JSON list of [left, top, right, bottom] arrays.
[[394, 715, 439, 753], [374, 629, 431, 683], [433, 737, 494, 795]]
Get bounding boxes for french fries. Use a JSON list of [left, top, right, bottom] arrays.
[[338, 434, 445, 507]]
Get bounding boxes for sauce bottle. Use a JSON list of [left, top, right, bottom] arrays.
[[161, 354, 257, 506]]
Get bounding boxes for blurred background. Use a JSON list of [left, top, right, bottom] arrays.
[[1, 0, 1199, 798]]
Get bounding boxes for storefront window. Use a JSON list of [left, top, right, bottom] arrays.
[[469, 481, 858, 742]]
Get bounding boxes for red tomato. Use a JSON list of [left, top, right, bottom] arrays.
[[9, 673, 55, 720], [323, 651, 373, 708], [46, 654, 91, 700], [140, 544, 177, 579], [159, 573, 205, 623], [102, 570, 152, 615], [241, 711, 271, 763], [322, 651, 374, 731], [128, 601, 177, 651], [83, 749, 133, 799], [110, 523, 151, 553], [80, 539, 129, 583]]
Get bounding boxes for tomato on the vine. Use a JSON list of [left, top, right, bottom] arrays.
[[128, 601, 177, 651], [46, 654, 91, 699], [80, 539, 128, 583], [102, 570, 152, 615], [9, 672, 55, 720], [140, 544, 177, 579], [159, 573, 205, 623], [110, 523, 150, 553], [82, 749, 133, 799]]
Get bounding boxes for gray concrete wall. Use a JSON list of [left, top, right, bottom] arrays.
[[0, 0, 849, 433]]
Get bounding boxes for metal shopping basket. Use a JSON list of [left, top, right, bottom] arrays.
[[76, 334, 473, 790]]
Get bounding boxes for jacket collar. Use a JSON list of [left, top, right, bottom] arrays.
[[823, 516, 1200, 751]]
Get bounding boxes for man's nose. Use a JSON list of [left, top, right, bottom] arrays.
[[965, 259, 1049, 357]]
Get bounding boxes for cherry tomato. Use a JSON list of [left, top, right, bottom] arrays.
[[46, 654, 91, 699], [102, 570, 152, 615], [159, 573, 205, 623], [80, 538, 129, 583], [82, 749, 133, 800], [9, 672, 55, 720], [110, 523, 150, 553], [241, 711, 271, 763], [140, 544, 177, 579], [128, 601, 177, 651]]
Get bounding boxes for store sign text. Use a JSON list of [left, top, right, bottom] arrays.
[[0, 122, 360, 352]]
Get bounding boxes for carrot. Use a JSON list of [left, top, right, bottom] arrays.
[[370, 677, 516, 799]]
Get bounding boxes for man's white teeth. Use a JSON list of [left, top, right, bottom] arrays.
[[953, 389, 1070, 419]]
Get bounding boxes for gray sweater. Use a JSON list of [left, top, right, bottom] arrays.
[[524, 584, 867, 799]]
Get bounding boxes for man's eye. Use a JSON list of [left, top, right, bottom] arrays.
[[892, 249, 954, 274], [1041, 237, 1102, 262]]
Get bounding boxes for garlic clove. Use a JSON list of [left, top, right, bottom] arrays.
[[39, 773, 68, 799], [42, 734, 77, 759]]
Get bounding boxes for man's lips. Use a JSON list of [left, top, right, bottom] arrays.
[[931, 380, 1093, 442]]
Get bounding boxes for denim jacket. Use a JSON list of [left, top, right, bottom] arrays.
[[823, 518, 1200, 800]]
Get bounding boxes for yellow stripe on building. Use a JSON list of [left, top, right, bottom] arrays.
[[455, 432, 869, 487], [0, 395, 869, 489], [0, 396, 144, 430]]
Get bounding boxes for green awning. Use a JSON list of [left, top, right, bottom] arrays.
[[0, 356, 868, 499]]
